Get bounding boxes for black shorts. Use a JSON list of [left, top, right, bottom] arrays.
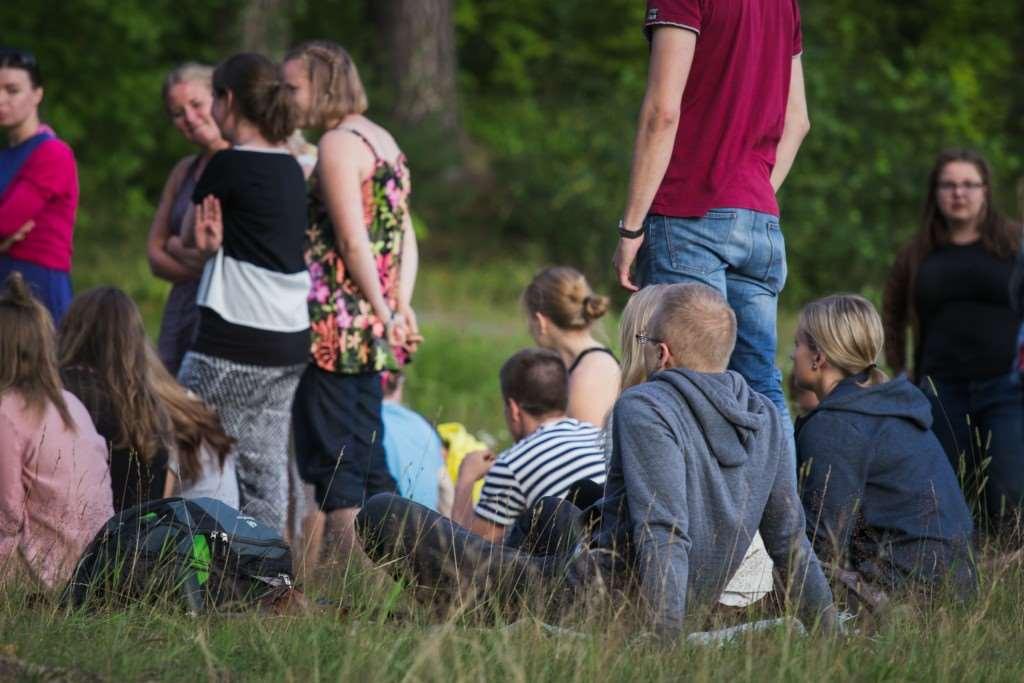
[[292, 365, 397, 511]]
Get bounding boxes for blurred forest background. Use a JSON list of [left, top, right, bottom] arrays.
[[4, 0, 1024, 428], [3, 1, 1023, 309]]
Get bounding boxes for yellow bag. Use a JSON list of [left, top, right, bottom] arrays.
[[437, 422, 488, 502]]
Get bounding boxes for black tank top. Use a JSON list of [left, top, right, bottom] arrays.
[[567, 347, 618, 374]]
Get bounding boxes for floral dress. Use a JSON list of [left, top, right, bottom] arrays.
[[305, 128, 411, 375]]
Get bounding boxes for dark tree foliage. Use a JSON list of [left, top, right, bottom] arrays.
[[2, 0, 1020, 306]]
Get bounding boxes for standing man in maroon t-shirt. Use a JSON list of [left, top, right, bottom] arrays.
[[612, 0, 809, 425]]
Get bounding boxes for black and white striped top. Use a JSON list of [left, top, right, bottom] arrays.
[[475, 418, 607, 527], [191, 147, 311, 366]]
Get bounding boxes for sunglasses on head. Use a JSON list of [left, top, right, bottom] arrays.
[[0, 48, 38, 68]]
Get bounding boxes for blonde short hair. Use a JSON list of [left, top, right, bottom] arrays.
[[285, 41, 368, 128], [619, 285, 668, 389], [162, 62, 214, 114], [796, 294, 888, 386], [648, 284, 736, 373]]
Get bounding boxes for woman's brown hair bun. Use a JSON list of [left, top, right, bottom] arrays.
[[582, 294, 610, 321], [524, 266, 608, 331]]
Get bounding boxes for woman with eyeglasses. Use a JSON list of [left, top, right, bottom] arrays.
[[0, 48, 79, 322], [883, 148, 1024, 533]]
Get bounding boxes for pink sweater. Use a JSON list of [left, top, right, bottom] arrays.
[[0, 390, 113, 590], [0, 138, 79, 272]]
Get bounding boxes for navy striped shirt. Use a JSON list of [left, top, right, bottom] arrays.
[[475, 418, 607, 527]]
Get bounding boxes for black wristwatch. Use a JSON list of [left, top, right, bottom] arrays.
[[618, 219, 644, 239]]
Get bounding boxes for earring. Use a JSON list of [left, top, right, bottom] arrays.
[[811, 362, 818, 371]]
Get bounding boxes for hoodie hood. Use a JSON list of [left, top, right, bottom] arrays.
[[812, 374, 933, 430], [650, 368, 773, 467]]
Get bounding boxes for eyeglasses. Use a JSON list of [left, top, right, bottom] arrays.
[[937, 181, 985, 193], [635, 333, 663, 346]]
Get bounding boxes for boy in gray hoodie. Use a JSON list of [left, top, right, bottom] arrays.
[[589, 283, 837, 636], [357, 283, 837, 638]]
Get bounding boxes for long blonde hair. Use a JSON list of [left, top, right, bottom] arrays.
[[619, 285, 668, 390], [797, 294, 888, 387]]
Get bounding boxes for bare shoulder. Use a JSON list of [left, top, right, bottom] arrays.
[[573, 350, 621, 379]]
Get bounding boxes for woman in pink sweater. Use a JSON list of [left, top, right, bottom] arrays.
[[0, 48, 79, 322], [0, 272, 112, 591]]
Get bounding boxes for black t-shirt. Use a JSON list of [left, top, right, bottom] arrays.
[[191, 147, 310, 366], [914, 241, 1019, 380], [60, 366, 168, 512]]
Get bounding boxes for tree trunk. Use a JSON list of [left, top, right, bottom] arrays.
[[383, 0, 459, 131], [239, 0, 290, 57]]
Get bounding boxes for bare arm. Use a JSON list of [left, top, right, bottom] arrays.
[[397, 210, 422, 346], [567, 356, 621, 427], [147, 158, 204, 283], [770, 55, 811, 193], [320, 131, 395, 322], [613, 27, 697, 291], [451, 449, 505, 542], [451, 482, 506, 543], [621, 28, 696, 231]]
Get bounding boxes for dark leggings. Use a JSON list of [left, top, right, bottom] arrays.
[[356, 493, 584, 612]]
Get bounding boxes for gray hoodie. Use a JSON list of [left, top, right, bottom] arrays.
[[592, 368, 835, 635]]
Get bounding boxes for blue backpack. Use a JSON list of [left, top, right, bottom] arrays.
[[64, 497, 294, 612]]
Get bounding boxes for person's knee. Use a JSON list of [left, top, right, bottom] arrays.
[[355, 493, 404, 553]]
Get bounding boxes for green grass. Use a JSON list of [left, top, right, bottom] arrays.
[[3, 559, 1024, 681], [15, 245, 1017, 680]]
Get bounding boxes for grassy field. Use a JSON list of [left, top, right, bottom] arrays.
[[6, 245, 1021, 681], [3, 555, 1024, 681]]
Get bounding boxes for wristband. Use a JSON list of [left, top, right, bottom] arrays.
[[618, 219, 645, 239]]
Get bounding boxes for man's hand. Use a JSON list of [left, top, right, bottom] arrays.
[[458, 449, 496, 484], [613, 235, 645, 292], [0, 220, 34, 254]]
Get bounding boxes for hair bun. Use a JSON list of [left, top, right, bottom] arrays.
[[582, 294, 610, 321]]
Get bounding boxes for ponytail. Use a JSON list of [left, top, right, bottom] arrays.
[[259, 79, 298, 144], [213, 53, 297, 144]]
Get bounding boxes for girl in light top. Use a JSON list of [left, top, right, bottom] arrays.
[[0, 272, 112, 590]]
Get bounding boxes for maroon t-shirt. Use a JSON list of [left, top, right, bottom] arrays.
[[645, 0, 803, 219]]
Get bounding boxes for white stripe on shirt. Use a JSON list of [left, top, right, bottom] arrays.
[[197, 250, 311, 333], [474, 418, 607, 527]]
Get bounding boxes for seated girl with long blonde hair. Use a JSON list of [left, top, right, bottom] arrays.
[[794, 294, 976, 606]]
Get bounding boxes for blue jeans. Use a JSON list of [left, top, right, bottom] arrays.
[[636, 209, 791, 427], [920, 373, 1024, 527]]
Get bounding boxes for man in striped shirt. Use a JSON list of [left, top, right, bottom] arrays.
[[450, 348, 607, 542]]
